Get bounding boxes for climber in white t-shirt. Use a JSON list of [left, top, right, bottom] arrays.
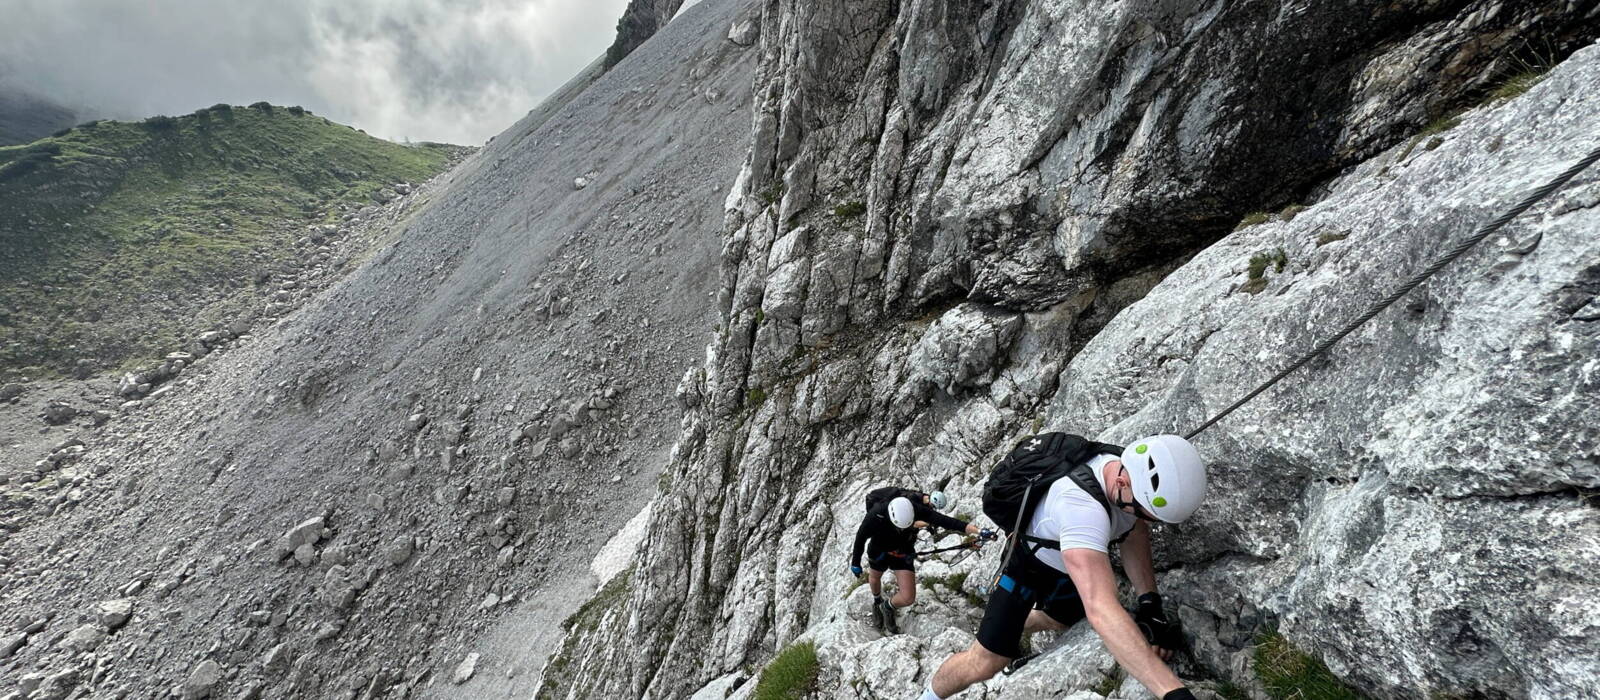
[[918, 434, 1208, 700], [1028, 453, 1140, 564]]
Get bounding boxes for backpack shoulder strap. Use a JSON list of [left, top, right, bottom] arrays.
[[998, 438, 1122, 559], [1065, 460, 1114, 520], [1071, 454, 1145, 546], [1021, 450, 1132, 553]]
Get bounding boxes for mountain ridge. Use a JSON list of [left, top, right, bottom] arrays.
[[0, 104, 466, 380]]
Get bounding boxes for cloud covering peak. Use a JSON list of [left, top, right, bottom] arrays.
[[0, 0, 632, 144]]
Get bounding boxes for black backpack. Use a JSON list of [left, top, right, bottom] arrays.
[[865, 486, 924, 515], [981, 432, 1123, 554]]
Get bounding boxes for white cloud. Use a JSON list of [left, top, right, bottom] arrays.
[[0, 0, 631, 144]]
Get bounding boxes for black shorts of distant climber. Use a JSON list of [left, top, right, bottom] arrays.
[[850, 487, 994, 634], [918, 433, 1206, 700]]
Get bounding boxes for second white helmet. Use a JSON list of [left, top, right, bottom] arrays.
[[929, 491, 949, 510], [1120, 435, 1207, 523], [888, 496, 916, 529]]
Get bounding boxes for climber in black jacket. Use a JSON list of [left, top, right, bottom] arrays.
[[850, 489, 991, 633]]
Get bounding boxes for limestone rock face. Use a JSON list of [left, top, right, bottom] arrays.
[[605, 0, 690, 69], [539, 1, 1600, 698], [906, 304, 1024, 397]]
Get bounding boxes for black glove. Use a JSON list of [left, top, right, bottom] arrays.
[[1161, 689, 1196, 700], [1135, 593, 1185, 651]]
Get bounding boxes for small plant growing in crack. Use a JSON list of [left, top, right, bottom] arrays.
[[1316, 231, 1350, 246], [1235, 211, 1271, 230], [1241, 248, 1288, 294], [757, 181, 785, 207]]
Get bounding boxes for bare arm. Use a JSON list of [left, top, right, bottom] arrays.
[[917, 520, 980, 536], [918, 506, 976, 535], [1119, 520, 1158, 596], [1063, 547, 1184, 696]]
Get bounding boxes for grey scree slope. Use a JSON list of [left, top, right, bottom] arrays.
[[0, 0, 755, 698]]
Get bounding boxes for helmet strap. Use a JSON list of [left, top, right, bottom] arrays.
[[1115, 465, 1159, 521]]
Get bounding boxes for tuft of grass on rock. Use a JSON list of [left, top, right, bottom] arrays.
[[1418, 114, 1461, 138], [1242, 248, 1288, 294], [753, 641, 820, 700], [562, 569, 632, 634], [538, 570, 634, 699], [1489, 71, 1546, 102], [757, 181, 785, 206], [1091, 668, 1124, 696], [1235, 211, 1271, 230], [833, 200, 866, 219], [1316, 231, 1350, 246], [926, 570, 985, 607], [1247, 248, 1287, 279], [1487, 45, 1557, 105], [1395, 112, 1462, 162], [1254, 631, 1365, 700]]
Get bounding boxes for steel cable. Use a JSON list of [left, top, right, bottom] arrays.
[[1186, 145, 1600, 439]]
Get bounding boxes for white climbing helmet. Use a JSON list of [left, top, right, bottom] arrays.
[[888, 497, 916, 529], [929, 491, 950, 510], [1120, 435, 1207, 523]]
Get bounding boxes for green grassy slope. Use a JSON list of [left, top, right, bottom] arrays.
[[0, 104, 460, 378]]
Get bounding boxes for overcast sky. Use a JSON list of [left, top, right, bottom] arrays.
[[0, 0, 638, 145]]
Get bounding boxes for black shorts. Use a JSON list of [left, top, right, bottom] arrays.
[[867, 549, 916, 572], [975, 557, 1087, 659]]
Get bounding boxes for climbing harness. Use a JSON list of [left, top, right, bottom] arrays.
[[1185, 145, 1600, 439]]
